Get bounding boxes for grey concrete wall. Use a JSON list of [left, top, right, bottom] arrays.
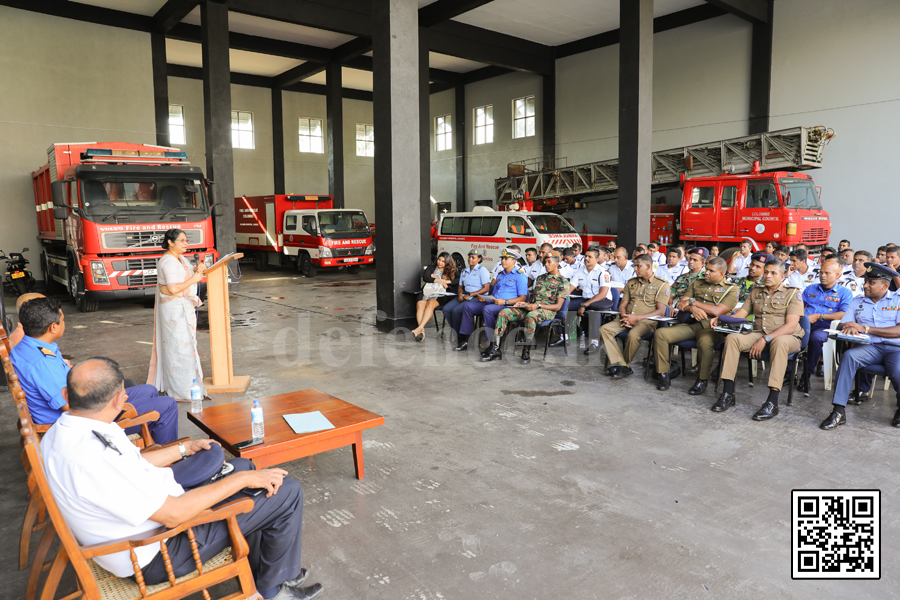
[[343, 99, 375, 221], [282, 90, 328, 195], [0, 7, 156, 275], [429, 89, 456, 219]]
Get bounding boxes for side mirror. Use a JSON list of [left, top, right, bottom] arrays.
[[51, 181, 67, 207], [211, 204, 224, 217], [22, 247, 29, 252], [206, 179, 217, 206], [523, 228, 533, 236], [54, 207, 69, 220]]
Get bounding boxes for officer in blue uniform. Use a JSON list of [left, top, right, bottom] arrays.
[[799, 260, 852, 393], [448, 248, 492, 351], [10, 297, 179, 444], [458, 249, 528, 353], [821, 263, 900, 430]]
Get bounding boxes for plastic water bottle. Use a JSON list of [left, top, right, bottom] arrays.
[[190, 379, 203, 414], [251, 399, 265, 441]]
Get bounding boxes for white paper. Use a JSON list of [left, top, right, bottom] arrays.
[[283, 411, 336, 434]]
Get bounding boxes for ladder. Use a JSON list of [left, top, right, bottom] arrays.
[[494, 126, 834, 205]]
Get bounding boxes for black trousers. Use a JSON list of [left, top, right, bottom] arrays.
[[142, 459, 304, 592], [568, 297, 614, 339]]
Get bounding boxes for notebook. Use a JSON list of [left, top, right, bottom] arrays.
[[283, 411, 336, 434]]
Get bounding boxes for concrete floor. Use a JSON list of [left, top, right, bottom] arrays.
[[2, 264, 899, 599]]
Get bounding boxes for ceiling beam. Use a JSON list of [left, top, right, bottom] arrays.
[[704, 0, 769, 23], [0, 0, 152, 31], [228, 0, 371, 37], [463, 65, 514, 85], [168, 23, 332, 62], [153, 0, 200, 33], [273, 62, 327, 89], [418, 0, 497, 28], [429, 21, 553, 74]]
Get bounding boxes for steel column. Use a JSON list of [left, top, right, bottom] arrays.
[[617, 0, 653, 251], [748, 1, 773, 134], [201, 2, 236, 255], [542, 57, 556, 166], [272, 88, 285, 195], [373, 0, 422, 332], [455, 84, 466, 212], [326, 63, 345, 208], [151, 33, 170, 147]]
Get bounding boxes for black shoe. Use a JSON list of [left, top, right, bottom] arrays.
[[283, 569, 309, 588], [611, 366, 633, 379], [892, 409, 900, 427], [797, 376, 810, 394], [521, 345, 531, 364], [688, 379, 708, 396], [752, 400, 779, 421], [657, 372, 671, 391], [669, 362, 681, 381], [820, 411, 846, 430], [481, 342, 502, 362], [273, 583, 325, 600], [815, 363, 824, 377], [584, 343, 600, 356], [711, 392, 735, 412], [849, 391, 869, 405], [453, 335, 468, 351], [605, 364, 617, 376], [548, 336, 566, 348]]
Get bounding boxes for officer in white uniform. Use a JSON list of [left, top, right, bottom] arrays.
[[654, 248, 689, 284], [787, 249, 818, 290]]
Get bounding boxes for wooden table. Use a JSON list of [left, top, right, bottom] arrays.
[[187, 389, 384, 478]]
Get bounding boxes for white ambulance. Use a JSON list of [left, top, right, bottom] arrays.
[[436, 206, 583, 273]]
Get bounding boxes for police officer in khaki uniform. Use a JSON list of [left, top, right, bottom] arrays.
[[652, 257, 738, 392], [710, 259, 804, 420], [599, 254, 670, 379]]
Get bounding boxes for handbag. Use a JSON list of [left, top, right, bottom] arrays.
[[422, 282, 443, 296]]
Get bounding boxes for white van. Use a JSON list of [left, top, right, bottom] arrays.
[[437, 206, 583, 273]]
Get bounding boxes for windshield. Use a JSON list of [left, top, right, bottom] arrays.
[[526, 215, 577, 234], [780, 178, 821, 209], [317, 211, 370, 237], [79, 177, 209, 219]]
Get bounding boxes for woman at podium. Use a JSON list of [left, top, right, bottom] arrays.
[[147, 228, 207, 401]]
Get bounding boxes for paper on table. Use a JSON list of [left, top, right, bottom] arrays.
[[283, 411, 336, 434], [828, 332, 872, 345], [647, 316, 676, 322]]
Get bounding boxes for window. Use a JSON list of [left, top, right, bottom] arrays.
[[512, 96, 535, 139], [746, 180, 778, 208], [474, 105, 493, 145], [231, 111, 254, 149], [690, 186, 715, 208], [480, 216, 501, 236], [302, 216, 317, 235], [507, 216, 527, 235], [435, 115, 452, 151], [721, 186, 737, 208], [299, 118, 324, 153], [168, 105, 186, 145], [356, 123, 374, 157], [441, 217, 454, 235], [285, 215, 298, 231], [527, 215, 576, 234]]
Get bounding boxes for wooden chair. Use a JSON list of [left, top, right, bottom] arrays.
[[17, 402, 262, 600]]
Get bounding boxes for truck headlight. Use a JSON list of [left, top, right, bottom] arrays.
[[319, 246, 332, 258], [786, 223, 797, 236], [365, 244, 375, 256], [204, 253, 215, 268], [90, 261, 109, 285]]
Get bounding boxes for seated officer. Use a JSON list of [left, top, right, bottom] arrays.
[[599, 254, 670, 379], [7, 292, 44, 349], [669, 247, 708, 308], [787, 249, 817, 290], [654, 247, 687, 284], [460, 249, 527, 355], [730, 252, 771, 303], [569, 249, 613, 353], [490, 252, 569, 364], [799, 259, 852, 393], [10, 297, 179, 444], [490, 245, 526, 282], [710, 259, 803, 420], [652, 257, 738, 393], [449, 249, 491, 351], [820, 262, 900, 430], [42, 358, 323, 600]]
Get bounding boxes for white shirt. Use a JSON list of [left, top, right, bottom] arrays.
[[650, 251, 666, 268], [732, 254, 753, 278], [608, 262, 635, 285], [838, 273, 865, 297], [655, 263, 689, 284], [559, 262, 577, 280], [528, 262, 546, 289], [42, 413, 185, 577], [573, 254, 585, 267], [787, 267, 818, 290], [570, 264, 612, 300]]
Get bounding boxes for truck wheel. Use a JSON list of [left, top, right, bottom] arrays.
[[299, 253, 317, 278], [41, 253, 58, 294], [14, 277, 28, 296], [719, 246, 740, 262], [69, 270, 99, 313], [254, 251, 268, 272], [346, 265, 362, 274], [452, 253, 465, 275]]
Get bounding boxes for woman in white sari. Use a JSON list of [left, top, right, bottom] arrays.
[[147, 228, 207, 401]]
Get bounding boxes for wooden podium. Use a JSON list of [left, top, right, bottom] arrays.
[[203, 253, 251, 394]]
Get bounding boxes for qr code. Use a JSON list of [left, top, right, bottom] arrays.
[[792, 490, 880, 579]]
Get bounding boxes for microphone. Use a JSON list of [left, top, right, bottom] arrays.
[[194, 253, 202, 271]]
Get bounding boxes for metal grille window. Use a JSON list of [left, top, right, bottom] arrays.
[[435, 115, 452, 151], [513, 96, 535, 139], [231, 110, 254, 149], [168, 105, 186, 145], [356, 123, 374, 157], [299, 118, 324, 153], [474, 105, 493, 145]]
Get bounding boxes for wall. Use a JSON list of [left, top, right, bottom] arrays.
[[282, 90, 328, 194], [0, 6, 156, 276], [342, 99, 375, 220], [429, 89, 456, 218]]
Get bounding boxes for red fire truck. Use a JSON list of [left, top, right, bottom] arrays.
[[36, 142, 219, 312], [235, 195, 374, 277]]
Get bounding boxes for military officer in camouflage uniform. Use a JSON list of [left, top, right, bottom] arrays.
[[669, 247, 709, 307], [711, 259, 804, 421], [729, 252, 771, 303], [490, 251, 569, 364], [600, 255, 671, 379], [652, 257, 739, 393]]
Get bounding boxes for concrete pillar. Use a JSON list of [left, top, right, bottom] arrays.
[[272, 88, 285, 195], [542, 58, 556, 167], [326, 63, 345, 208], [455, 84, 466, 212], [373, 0, 423, 332], [419, 27, 432, 267], [150, 33, 170, 147], [617, 0, 653, 251], [201, 1, 236, 255], [748, 2, 774, 134]]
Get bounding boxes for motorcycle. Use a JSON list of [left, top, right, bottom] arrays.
[[1, 247, 36, 296]]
